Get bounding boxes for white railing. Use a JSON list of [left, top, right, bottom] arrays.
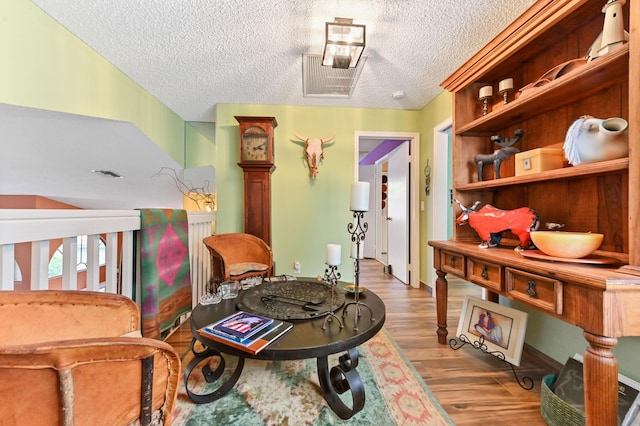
[[186, 211, 214, 307], [0, 209, 214, 309]]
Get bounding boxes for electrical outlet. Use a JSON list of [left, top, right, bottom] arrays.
[[293, 261, 300, 274]]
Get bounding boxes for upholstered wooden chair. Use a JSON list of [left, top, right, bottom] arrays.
[[203, 233, 274, 283], [0, 290, 180, 426]]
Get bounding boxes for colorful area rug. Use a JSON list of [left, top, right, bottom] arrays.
[[172, 328, 454, 425]]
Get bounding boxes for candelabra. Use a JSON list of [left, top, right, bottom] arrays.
[[322, 264, 344, 330], [342, 211, 374, 331]]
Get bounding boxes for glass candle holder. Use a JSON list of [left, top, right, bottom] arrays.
[[221, 281, 240, 299]]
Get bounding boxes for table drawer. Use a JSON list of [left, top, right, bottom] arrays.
[[441, 250, 465, 277], [506, 268, 563, 315], [467, 258, 502, 292]]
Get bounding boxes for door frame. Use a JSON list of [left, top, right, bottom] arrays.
[[431, 118, 452, 295], [355, 131, 420, 288]]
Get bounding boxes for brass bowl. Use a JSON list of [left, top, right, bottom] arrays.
[[530, 231, 603, 259]]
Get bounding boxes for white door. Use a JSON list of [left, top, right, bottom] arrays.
[[387, 142, 409, 284]]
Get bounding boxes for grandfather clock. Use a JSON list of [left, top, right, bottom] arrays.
[[235, 116, 277, 246]]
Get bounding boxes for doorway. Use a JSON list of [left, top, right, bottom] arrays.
[[354, 131, 420, 288]]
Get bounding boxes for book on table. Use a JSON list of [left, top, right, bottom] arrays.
[[207, 310, 274, 341], [198, 312, 293, 355]]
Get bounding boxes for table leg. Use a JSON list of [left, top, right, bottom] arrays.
[[436, 269, 449, 345], [583, 332, 618, 426], [184, 337, 245, 404], [316, 348, 365, 419]]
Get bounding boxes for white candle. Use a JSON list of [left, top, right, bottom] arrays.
[[479, 85, 493, 99], [499, 78, 513, 92], [350, 181, 370, 212], [326, 244, 341, 266], [350, 242, 363, 259]]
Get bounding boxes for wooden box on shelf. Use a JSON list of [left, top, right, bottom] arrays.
[[514, 147, 564, 176]]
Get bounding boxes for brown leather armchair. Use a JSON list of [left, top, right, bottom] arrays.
[[203, 233, 274, 283], [0, 290, 180, 426]]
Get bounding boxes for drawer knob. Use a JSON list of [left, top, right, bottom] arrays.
[[481, 265, 489, 280], [450, 257, 456, 267], [526, 280, 537, 297]]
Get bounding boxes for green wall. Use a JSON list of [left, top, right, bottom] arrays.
[[214, 104, 421, 282], [185, 122, 216, 169], [3, 0, 638, 383], [417, 91, 453, 286]]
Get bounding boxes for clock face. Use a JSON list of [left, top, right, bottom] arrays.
[[242, 135, 269, 161]]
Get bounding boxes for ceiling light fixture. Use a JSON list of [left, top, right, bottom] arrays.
[[322, 18, 365, 69]]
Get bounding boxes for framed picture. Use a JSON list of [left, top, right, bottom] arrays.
[[456, 295, 528, 366]]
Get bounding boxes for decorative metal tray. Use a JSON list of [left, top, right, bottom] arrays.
[[237, 279, 345, 320], [518, 249, 621, 265]]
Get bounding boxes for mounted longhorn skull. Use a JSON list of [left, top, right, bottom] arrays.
[[293, 132, 335, 178]]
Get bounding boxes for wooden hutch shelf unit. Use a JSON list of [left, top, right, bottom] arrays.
[[429, 1, 640, 425]]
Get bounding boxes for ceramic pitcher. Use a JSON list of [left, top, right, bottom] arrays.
[[564, 116, 629, 166]]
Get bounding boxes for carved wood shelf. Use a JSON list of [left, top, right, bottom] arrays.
[[457, 45, 629, 137], [457, 157, 629, 191]]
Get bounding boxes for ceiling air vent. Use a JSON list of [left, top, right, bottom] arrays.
[[302, 54, 366, 98]]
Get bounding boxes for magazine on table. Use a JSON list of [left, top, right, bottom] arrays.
[[198, 319, 293, 355], [553, 354, 640, 426], [206, 310, 274, 341]]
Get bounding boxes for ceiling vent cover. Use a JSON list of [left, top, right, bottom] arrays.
[[303, 54, 366, 98]]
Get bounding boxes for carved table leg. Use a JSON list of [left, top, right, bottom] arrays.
[[184, 337, 245, 404], [435, 269, 449, 345], [583, 331, 618, 426], [317, 348, 365, 419]]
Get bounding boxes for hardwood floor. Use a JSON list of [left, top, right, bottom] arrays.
[[358, 260, 550, 425], [166, 259, 552, 425]]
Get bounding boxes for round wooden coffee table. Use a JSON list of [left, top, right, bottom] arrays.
[[186, 279, 386, 419]]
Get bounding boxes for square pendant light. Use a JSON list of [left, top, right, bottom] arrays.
[[322, 18, 365, 69]]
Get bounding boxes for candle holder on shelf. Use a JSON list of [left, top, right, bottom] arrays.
[[322, 264, 344, 330], [479, 85, 493, 116], [342, 210, 374, 331], [498, 78, 513, 105]]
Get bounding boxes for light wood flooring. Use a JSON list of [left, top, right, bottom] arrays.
[[166, 259, 553, 425]]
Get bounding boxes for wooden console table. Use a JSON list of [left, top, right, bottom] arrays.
[[429, 240, 640, 426]]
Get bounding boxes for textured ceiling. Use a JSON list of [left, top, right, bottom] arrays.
[[32, 0, 536, 123]]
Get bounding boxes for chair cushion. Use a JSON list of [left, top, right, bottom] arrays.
[[229, 262, 269, 276]]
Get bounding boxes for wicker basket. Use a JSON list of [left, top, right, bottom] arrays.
[[541, 374, 586, 426]]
